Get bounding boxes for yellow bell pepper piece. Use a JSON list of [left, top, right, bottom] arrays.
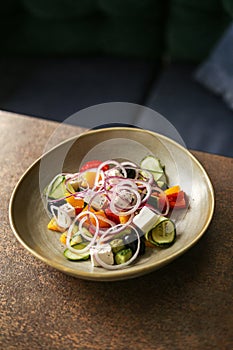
[[47, 217, 65, 233], [59, 232, 67, 244], [164, 185, 180, 196], [65, 194, 84, 208], [119, 215, 131, 225]]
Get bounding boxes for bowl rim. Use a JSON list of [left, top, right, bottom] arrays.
[[9, 127, 215, 281]]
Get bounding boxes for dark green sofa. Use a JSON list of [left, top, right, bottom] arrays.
[[1, 0, 232, 61], [0, 0, 233, 156]]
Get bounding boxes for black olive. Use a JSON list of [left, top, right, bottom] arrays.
[[126, 168, 136, 179], [139, 238, 145, 256], [122, 233, 137, 253], [122, 233, 145, 256]]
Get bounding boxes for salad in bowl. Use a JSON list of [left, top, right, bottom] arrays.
[[10, 126, 214, 281], [45, 155, 188, 270]]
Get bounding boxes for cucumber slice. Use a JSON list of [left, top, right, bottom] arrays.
[[47, 175, 66, 199], [47, 175, 75, 199], [69, 226, 92, 246], [70, 232, 83, 246], [115, 248, 132, 265], [140, 156, 167, 184], [63, 243, 90, 261], [140, 155, 164, 172], [145, 217, 176, 247], [44, 176, 62, 197]]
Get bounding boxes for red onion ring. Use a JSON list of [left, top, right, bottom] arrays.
[[66, 211, 99, 254]]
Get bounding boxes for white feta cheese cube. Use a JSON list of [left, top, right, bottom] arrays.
[[133, 206, 160, 234], [113, 189, 134, 210], [60, 203, 76, 218], [90, 244, 114, 267], [68, 178, 81, 191], [84, 190, 106, 210], [56, 203, 75, 228], [106, 168, 123, 177]]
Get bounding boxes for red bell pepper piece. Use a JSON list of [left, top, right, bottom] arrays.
[[104, 208, 120, 224]]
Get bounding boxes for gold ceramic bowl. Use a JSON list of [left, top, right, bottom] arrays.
[[9, 127, 214, 281]]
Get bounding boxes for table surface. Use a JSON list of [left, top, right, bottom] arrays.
[[1, 111, 233, 350]]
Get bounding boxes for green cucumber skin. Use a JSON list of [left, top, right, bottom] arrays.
[[48, 175, 75, 200], [148, 230, 176, 247], [63, 243, 90, 261], [49, 175, 66, 199], [63, 249, 90, 261], [145, 219, 176, 247], [140, 155, 167, 186], [115, 248, 132, 265]]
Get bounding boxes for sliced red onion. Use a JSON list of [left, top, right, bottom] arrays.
[[46, 158, 174, 268], [138, 168, 154, 184], [116, 179, 138, 189], [96, 160, 128, 179], [50, 205, 72, 229], [99, 218, 134, 242], [136, 180, 152, 203], [66, 211, 99, 254], [93, 169, 105, 190], [104, 176, 125, 191], [121, 161, 138, 168], [110, 185, 141, 216], [87, 189, 108, 211]]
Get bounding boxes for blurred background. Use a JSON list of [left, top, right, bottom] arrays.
[[0, 0, 233, 156]]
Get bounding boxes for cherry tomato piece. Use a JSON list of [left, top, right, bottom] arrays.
[[79, 160, 109, 172]]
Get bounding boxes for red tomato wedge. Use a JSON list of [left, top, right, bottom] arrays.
[[79, 160, 109, 172], [104, 208, 120, 224], [151, 187, 188, 212], [167, 190, 187, 209]]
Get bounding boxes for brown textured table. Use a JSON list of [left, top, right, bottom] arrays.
[[1, 111, 233, 350]]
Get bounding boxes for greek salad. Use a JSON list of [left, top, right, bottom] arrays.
[[44, 156, 188, 270]]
